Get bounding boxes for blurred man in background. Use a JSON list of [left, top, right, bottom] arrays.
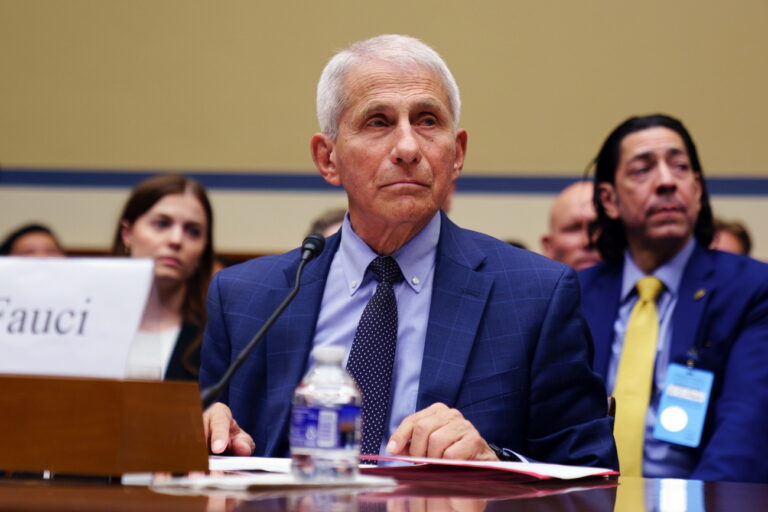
[[710, 217, 752, 256], [541, 181, 600, 270]]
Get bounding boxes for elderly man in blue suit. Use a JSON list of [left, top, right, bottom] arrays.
[[580, 114, 768, 483], [200, 34, 616, 468]]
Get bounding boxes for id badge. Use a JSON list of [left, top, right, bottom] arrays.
[[653, 363, 713, 447]]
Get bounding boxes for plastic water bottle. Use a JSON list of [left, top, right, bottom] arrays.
[[290, 345, 362, 481]]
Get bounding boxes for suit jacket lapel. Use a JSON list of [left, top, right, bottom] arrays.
[[589, 265, 623, 377], [670, 244, 714, 363], [263, 233, 340, 454], [417, 214, 493, 410]]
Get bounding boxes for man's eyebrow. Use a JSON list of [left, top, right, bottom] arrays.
[[628, 151, 654, 163], [666, 148, 687, 158], [411, 99, 447, 113], [628, 147, 687, 162], [359, 102, 390, 117]]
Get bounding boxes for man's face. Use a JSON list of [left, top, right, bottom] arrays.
[[711, 229, 747, 255], [599, 126, 702, 253], [312, 60, 466, 240], [541, 183, 600, 271]]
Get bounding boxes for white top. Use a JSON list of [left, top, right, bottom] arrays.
[[125, 326, 181, 380]]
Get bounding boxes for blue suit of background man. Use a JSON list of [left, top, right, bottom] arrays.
[[201, 212, 617, 468], [580, 244, 768, 483]]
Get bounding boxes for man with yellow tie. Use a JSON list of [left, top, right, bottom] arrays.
[[579, 114, 768, 483]]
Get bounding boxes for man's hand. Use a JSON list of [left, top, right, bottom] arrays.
[[203, 402, 255, 455], [386, 403, 498, 461]]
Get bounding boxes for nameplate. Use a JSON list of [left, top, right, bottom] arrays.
[[0, 257, 152, 379]]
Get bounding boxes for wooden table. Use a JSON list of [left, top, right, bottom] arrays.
[[1, 475, 766, 511]]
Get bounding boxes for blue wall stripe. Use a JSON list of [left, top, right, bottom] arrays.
[[0, 169, 335, 192], [1, 168, 767, 196]]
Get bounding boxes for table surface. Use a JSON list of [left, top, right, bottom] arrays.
[[1, 475, 766, 511]]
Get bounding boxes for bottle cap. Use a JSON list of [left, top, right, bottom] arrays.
[[314, 345, 346, 363]]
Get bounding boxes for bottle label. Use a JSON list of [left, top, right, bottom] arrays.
[[290, 404, 361, 450]]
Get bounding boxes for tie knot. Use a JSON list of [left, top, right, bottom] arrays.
[[369, 256, 403, 285], [636, 276, 664, 302]]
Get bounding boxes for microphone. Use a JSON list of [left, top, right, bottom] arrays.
[[300, 232, 325, 263], [200, 233, 326, 409]]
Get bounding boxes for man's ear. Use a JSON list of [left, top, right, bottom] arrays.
[[452, 129, 468, 181], [598, 183, 620, 219], [541, 235, 554, 258], [311, 133, 341, 186]]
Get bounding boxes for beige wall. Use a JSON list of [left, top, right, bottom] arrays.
[[2, 0, 767, 255]]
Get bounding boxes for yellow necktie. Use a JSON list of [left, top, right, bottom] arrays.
[[613, 276, 664, 477]]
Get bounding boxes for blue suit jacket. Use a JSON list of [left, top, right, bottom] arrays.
[[201, 213, 617, 468], [580, 244, 768, 482]]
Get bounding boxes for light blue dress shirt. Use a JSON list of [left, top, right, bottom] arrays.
[[606, 237, 696, 478], [310, 212, 440, 455]]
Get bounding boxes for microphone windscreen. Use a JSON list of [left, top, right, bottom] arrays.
[[301, 233, 325, 261]]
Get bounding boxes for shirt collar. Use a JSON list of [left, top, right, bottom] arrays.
[[338, 212, 441, 296], [620, 237, 696, 302]]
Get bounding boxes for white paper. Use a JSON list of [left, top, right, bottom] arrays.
[[0, 257, 153, 379], [152, 472, 397, 490], [208, 456, 292, 473]]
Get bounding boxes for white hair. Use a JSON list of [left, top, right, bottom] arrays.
[[316, 34, 461, 140]]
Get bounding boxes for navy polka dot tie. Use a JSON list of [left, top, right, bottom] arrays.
[[346, 256, 403, 461]]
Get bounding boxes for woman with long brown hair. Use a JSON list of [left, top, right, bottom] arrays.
[[112, 174, 214, 380]]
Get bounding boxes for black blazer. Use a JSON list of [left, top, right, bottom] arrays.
[[164, 322, 201, 382]]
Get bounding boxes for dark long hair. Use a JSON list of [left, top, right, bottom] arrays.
[[590, 114, 714, 264], [0, 223, 64, 255], [112, 174, 214, 376]]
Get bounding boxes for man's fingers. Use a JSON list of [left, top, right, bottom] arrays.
[[211, 419, 234, 452], [231, 433, 255, 456], [425, 416, 472, 459], [204, 403, 242, 454], [388, 403, 450, 456], [441, 433, 497, 461], [408, 410, 451, 457], [387, 403, 444, 455], [434, 421, 497, 461], [386, 421, 413, 455], [387, 412, 419, 455], [229, 417, 255, 456], [388, 403, 497, 461], [408, 404, 462, 457]]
